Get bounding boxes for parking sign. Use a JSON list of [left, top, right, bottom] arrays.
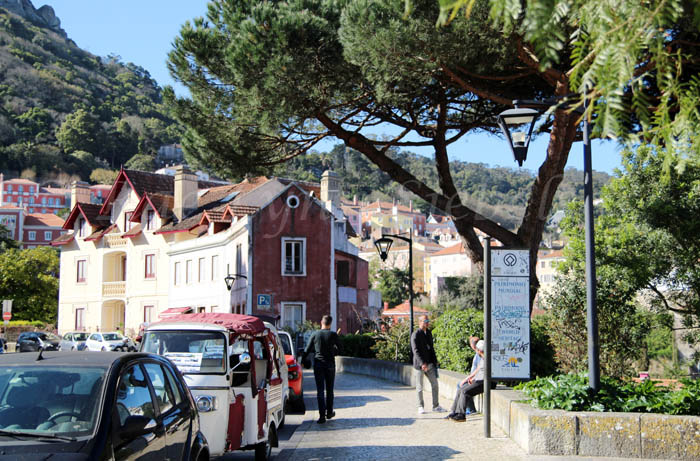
[[257, 294, 271, 309]]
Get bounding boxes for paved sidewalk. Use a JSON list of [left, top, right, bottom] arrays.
[[277, 370, 667, 461]]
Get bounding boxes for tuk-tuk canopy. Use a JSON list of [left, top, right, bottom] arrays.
[[158, 313, 267, 336]]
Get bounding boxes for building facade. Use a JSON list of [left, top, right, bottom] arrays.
[[0, 205, 65, 248]]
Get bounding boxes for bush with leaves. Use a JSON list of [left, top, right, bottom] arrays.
[[432, 274, 483, 317], [431, 308, 483, 374], [517, 372, 700, 416], [530, 314, 558, 378], [338, 333, 376, 359], [372, 321, 411, 363]]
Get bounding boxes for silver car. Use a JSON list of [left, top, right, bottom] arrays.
[[58, 331, 89, 351]]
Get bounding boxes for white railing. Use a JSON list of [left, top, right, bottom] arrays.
[[104, 233, 126, 248], [102, 281, 126, 297]]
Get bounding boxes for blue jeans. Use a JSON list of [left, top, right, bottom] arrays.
[[313, 361, 336, 417]]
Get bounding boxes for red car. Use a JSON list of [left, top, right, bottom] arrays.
[[279, 331, 305, 412]]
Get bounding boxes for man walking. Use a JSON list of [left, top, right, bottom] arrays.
[[411, 315, 445, 414], [303, 315, 340, 424]]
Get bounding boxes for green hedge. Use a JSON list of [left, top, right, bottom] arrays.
[[339, 333, 376, 359], [516, 372, 700, 415]]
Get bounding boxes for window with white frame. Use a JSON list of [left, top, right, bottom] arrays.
[[75, 307, 85, 330], [124, 211, 133, 232], [186, 260, 192, 284], [174, 262, 181, 286], [282, 237, 306, 276], [211, 255, 219, 281], [282, 303, 305, 330], [145, 254, 156, 279], [198, 258, 205, 282], [28, 231, 36, 241], [76, 259, 86, 283], [44, 231, 52, 240]]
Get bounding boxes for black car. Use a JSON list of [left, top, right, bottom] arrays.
[[16, 331, 60, 352], [0, 351, 210, 460]]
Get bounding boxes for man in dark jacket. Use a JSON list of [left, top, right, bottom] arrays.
[[303, 315, 340, 424], [411, 315, 445, 414]]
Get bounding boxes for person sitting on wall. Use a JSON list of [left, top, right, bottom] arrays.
[[446, 340, 495, 421]]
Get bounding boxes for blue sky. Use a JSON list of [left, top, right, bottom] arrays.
[[45, 0, 622, 175]]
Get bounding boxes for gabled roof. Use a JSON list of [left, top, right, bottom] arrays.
[[62, 203, 109, 230], [130, 193, 174, 222], [24, 213, 65, 228], [431, 242, 466, 257], [199, 210, 231, 226], [85, 223, 117, 242], [51, 233, 74, 246]]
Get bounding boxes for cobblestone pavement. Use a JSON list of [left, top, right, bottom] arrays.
[[275, 370, 668, 461]]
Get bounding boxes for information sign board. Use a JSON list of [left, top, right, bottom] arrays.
[[257, 294, 272, 310], [490, 250, 530, 380]]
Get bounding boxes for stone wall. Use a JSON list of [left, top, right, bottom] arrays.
[[336, 356, 700, 460]]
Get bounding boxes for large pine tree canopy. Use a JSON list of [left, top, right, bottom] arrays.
[[166, 0, 667, 297]]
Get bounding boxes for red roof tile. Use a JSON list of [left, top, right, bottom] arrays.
[[24, 213, 65, 227], [50, 233, 74, 246]]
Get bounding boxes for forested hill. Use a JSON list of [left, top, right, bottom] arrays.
[[274, 145, 612, 231], [0, 1, 181, 184]]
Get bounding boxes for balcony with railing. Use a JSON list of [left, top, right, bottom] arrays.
[[104, 233, 127, 248], [102, 281, 126, 297]]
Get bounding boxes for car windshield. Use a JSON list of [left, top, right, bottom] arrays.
[[141, 331, 226, 374], [0, 366, 104, 437], [38, 333, 60, 342], [102, 333, 122, 341], [72, 333, 89, 341], [279, 334, 293, 355]]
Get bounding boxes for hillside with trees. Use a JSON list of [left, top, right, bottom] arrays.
[[0, 1, 181, 185]]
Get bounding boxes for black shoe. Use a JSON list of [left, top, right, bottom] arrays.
[[317, 417, 326, 424], [326, 411, 335, 419], [451, 413, 466, 422]]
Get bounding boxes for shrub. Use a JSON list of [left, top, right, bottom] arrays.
[[516, 372, 700, 415], [432, 308, 483, 374], [530, 314, 558, 378], [338, 333, 376, 358], [372, 321, 411, 363]]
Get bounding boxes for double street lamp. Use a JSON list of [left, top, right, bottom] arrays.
[[374, 232, 415, 335], [497, 97, 601, 392]]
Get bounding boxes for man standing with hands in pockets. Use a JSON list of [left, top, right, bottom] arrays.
[[303, 315, 340, 424], [411, 315, 445, 414]]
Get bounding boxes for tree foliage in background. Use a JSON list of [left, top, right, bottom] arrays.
[[433, 274, 483, 316], [0, 224, 18, 252], [0, 247, 59, 323], [373, 267, 411, 309], [442, 0, 700, 163], [166, 0, 590, 303]]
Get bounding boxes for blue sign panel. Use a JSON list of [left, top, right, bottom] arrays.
[[257, 294, 271, 308]]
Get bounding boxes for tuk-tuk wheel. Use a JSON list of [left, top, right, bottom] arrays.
[[254, 436, 271, 461]]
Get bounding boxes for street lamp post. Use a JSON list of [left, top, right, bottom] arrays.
[[374, 232, 415, 334], [497, 98, 601, 392]]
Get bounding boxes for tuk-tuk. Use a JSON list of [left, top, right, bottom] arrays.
[[140, 313, 288, 460]]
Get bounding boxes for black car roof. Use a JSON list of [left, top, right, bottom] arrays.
[[0, 351, 159, 368]]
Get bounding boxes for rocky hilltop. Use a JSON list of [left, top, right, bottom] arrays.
[[0, 0, 65, 37]]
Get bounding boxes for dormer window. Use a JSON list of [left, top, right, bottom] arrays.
[[124, 211, 133, 232], [78, 218, 87, 238], [146, 210, 156, 231]]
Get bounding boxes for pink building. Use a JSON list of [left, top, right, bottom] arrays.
[[0, 205, 65, 249], [0, 175, 113, 214]]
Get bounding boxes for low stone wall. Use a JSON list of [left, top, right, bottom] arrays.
[[336, 356, 700, 460]]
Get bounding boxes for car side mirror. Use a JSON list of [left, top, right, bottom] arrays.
[[120, 415, 156, 440]]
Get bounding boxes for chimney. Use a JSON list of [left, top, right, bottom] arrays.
[[174, 165, 198, 222], [70, 181, 90, 209], [321, 170, 340, 206]]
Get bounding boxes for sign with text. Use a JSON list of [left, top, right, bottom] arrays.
[[490, 250, 530, 380]]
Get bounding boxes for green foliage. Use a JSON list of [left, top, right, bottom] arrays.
[[516, 372, 700, 416], [124, 153, 156, 172], [372, 321, 411, 363], [0, 247, 59, 323], [0, 224, 18, 252], [338, 333, 376, 358], [530, 314, 558, 378], [0, 8, 182, 179], [542, 270, 651, 379], [434, 274, 483, 315], [432, 308, 483, 373], [375, 267, 411, 308], [89, 168, 119, 185]]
